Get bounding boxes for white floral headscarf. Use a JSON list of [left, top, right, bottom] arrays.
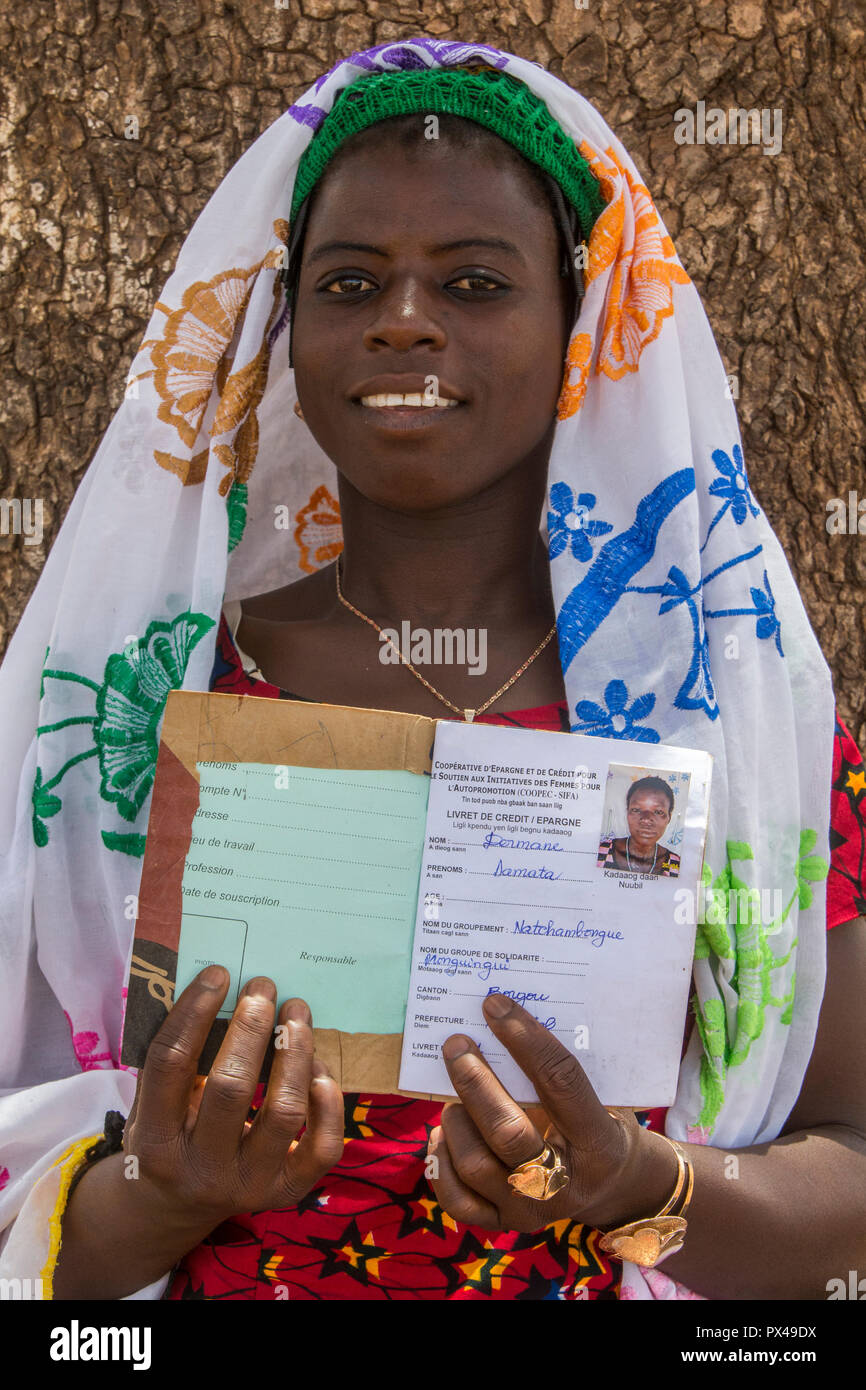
[[0, 38, 834, 1301]]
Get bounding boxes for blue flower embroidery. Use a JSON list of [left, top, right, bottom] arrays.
[[704, 562, 784, 661], [547, 483, 613, 563], [556, 469, 696, 673], [709, 444, 760, 522], [700, 444, 761, 553], [658, 567, 719, 718], [625, 564, 720, 720], [751, 570, 784, 656], [572, 679, 661, 742]]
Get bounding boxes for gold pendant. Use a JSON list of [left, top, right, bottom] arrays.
[[464, 709, 476, 723]]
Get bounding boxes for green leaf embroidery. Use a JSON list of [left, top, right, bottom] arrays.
[[726, 840, 754, 862], [798, 856, 829, 882], [101, 830, 147, 857], [33, 609, 215, 851], [227, 481, 248, 553], [698, 1053, 726, 1130], [694, 827, 827, 1135], [793, 840, 829, 915], [32, 767, 62, 847], [780, 973, 796, 1026], [94, 611, 215, 821], [694, 997, 727, 1130]]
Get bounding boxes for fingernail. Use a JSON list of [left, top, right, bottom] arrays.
[[483, 992, 512, 1019], [199, 964, 227, 988], [442, 1034, 472, 1061], [311, 1058, 332, 1083], [284, 997, 311, 1024], [242, 976, 276, 1002]]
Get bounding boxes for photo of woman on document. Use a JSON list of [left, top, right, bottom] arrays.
[[596, 774, 682, 878]]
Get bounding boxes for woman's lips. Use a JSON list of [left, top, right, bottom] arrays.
[[353, 395, 465, 432], [360, 393, 460, 408]]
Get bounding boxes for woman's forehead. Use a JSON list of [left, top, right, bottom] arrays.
[[304, 137, 560, 242], [315, 123, 549, 193]]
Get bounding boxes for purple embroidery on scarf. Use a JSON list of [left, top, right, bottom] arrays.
[[345, 39, 509, 69], [63, 1010, 114, 1071], [0, 1167, 9, 1192], [291, 39, 510, 129], [286, 102, 329, 131], [268, 297, 291, 348], [314, 55, 351, 92]]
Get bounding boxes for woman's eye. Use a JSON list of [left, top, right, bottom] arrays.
[[322, 275, 376, 294], [449, 274, 505, 292]]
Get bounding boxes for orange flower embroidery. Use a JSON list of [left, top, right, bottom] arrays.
[[557, 332, 593, 421], [148, 267, 259, 453], [143, 221, 290, 487], [579, 142, 690, 383], [294, 485, 343, 574], [210, 280, 284, 498]]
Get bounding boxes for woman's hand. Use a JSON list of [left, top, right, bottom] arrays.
[[123, 965, 344, 1230], [428, 993, 678, 1233], [54, 965, 344, 1299]]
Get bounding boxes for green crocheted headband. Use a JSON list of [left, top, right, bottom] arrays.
[[289, 67, 607, 237]]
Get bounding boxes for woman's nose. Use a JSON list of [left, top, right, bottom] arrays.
[[362, 280, 447, 352]]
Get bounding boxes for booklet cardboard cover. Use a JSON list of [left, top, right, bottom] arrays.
[[120, 688, 437, 1094]]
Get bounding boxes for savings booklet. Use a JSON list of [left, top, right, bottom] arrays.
[[121, 689, 712, 1105]]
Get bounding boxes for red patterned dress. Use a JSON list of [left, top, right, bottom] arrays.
[[164, 613, 866, 1300]]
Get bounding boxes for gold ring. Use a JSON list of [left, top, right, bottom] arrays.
[[506, 1142, 569, 1201]]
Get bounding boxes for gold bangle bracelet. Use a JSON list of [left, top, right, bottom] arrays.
[[657, 1137, 687, 1216], [597, 1134, 695, 1268]]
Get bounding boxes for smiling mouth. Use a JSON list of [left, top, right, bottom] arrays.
[[358, 393, 461, 409], [352, 392, 465, 433]]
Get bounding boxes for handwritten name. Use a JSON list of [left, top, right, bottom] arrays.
[[486, 987, 556, 1029], [486, 985, 549, 1006], [513, 918, 624, 948], [493, 859, 562, 881], [423, 951, 510, 981], [482, 831, 564, 853]]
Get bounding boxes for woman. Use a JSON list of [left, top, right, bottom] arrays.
[[1, 39, 865, 1303], [597, 777, 681, 877]]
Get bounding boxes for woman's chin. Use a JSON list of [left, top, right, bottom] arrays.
[[338, 464, 501, 515]]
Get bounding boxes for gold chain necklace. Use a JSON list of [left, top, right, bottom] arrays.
[[334, 555, 557, 724]]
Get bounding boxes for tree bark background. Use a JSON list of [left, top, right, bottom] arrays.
[[1, 0, 863, 742]]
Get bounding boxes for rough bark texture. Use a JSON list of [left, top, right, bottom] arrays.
[[1, 1, 863, 742]]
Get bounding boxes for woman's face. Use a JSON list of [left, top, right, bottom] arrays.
[[291, 131, 572, 513], [626, 791, 672, 846]]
